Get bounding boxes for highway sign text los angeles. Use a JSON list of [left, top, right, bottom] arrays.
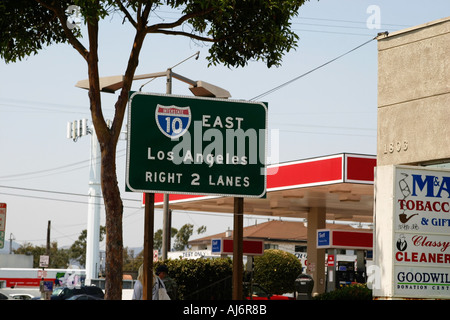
[[126, 92, 267, 198]]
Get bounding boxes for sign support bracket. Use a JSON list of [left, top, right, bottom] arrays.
[[232, 197, 244, 300]]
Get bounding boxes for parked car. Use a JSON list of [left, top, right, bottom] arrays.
[[50, 286, 104, 300], [67, 294, 103, 300], [244, 283, 294, 300], [9, 293, 35, 300], [0, 292, 13, 300]]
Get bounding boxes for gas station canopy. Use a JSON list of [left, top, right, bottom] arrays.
[[152, 153, 376, 223]]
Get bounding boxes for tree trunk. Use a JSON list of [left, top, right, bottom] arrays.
[[101, 138, 123, 300], [84, 9, 148, 300], [83, 12, 124, 300], [93, 28, 147, 301]]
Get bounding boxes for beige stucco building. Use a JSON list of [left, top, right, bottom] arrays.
[[377, 16, 450, 166], [374, 16, 450, 299]]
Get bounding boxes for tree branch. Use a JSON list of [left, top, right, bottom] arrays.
[[115, 0, 137, 28], [34, 0, 89, 61], [86, 16, 109, 142], [146, 8, 214, 32], [111, 5, 149, 142], [151, 29, 215, 42], [138, 2, 152, 27]]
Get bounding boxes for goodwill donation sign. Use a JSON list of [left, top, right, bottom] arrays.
[[374, 165, 450, 299], [126, 92, 267, 198]]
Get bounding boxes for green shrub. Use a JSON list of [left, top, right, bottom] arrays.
[[154, 258, 233, 300], [154, 250, 303, 299], [253, 249, 302, 294], [314, 283, 372, 300]]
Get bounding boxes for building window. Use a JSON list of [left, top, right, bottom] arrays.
[[264, 244, 278, 250]]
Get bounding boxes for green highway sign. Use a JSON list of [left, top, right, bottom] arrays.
[[126, 92, 267, 197]]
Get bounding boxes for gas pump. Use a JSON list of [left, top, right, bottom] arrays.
[[335, 261, 355, 288]]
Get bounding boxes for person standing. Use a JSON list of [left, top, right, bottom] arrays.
[[133, 264, 161, 300], [132, 264, 144, 300], [156, 264, 178, 300]]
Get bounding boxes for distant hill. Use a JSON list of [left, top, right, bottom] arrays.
[[0, 241, 20, 254]]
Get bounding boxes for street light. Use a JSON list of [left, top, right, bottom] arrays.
[[74, 52, 231, 266], [75, 51, 231, 98], [76, 73, 230, 98]]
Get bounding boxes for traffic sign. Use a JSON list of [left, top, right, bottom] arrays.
[[126, 92, 267, 197], [317, 229, 372, 249], [211, 238, 264, 255], [0, 203, 6, 231], [0, 203, 6, 249], [211, 239, 222, 253], [317, 230, 331, 248], [39, 255, 49, 268]]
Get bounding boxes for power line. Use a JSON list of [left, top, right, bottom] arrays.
[[0, 191, 93, 205], [272, 121, 376, 131], [279, 129, 375, 138], [155, 8, 409, 29], [0, 159, 90, 180], [0, 185, 142, 206], [296, 16, 409, 28], [150, 9, 403, 39], [293, 28, 373, 37], [0, 97, 90, 114], [0, 185, 91, 199], [249, 36, 377, 101], [0, 149, 126, 181], [0, 102, 89, 115]]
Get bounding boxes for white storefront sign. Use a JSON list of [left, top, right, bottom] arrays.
[[374, 165, 450, 299], [167, 250, 219, 260]]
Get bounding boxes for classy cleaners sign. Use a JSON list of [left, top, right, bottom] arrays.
[[393, 166, 450, 298]]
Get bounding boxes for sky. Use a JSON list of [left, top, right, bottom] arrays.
[[0, 1, 449, 252]]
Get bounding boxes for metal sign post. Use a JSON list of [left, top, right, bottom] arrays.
[[39, 255, 51, 300], [143, 193, 155, 300], [233, 197, 244, 300]]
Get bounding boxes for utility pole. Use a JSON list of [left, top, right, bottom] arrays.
[[9, 233, 15, 254], [161, 68, 172, 260], [46, 220, 51, 255], [86, 127, 101, 284], [67, 119, 102, 285], [151, 51, 201, 260]]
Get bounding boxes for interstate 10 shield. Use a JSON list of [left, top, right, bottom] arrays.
[[155, 105, 191, 139]]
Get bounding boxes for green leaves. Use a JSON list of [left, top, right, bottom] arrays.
[[315, 283, 372, 300], [253, 249, 303, 294], [0, 0, 77, 63], [155, 258, 233, 299], [1, 0, 307, 67], [185, 0, 306, 68]]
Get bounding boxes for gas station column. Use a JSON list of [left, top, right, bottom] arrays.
[[306, 206, 326, 295]]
